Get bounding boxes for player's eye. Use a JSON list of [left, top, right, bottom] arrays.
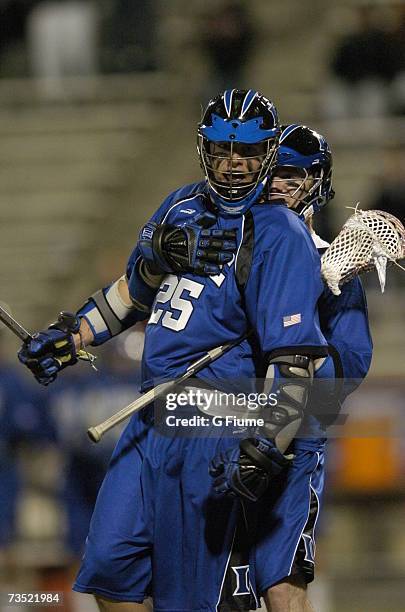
[[209, 143, 230, 156], [209, 143, 266, 159], [275, 166, 306, 181], [232, 144, 264, 158]]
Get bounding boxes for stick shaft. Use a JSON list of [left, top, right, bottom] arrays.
[[87, 336, 247, 442], [0, 304, 32, 342], [87, 381, 175, 442]]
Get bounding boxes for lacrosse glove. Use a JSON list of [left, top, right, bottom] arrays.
[[138, 211, 237, 276], [210, 437, 293, 502], [18, 312, 80, 385]]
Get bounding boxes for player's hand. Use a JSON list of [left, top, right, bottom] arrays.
[[138, 211, 237, 276], [209, 437, 293, 502], [18, 312, 80, 385]]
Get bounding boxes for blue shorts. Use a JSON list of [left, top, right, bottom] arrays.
[[73, 408, 325, 611], [252, 439, 325, 593]]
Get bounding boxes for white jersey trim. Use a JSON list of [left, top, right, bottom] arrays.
[[161, 193, 205, 224], [215, 530, 236, 612], [234, 214, 246, 270]]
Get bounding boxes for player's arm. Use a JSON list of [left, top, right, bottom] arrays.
[[210, 354, 325, 503], [17, 190, 178, 385], [211, 215, 331, 501], [243, 217, 331, 444], [17, 214, 236, 386], [18, 192, 238, 385]]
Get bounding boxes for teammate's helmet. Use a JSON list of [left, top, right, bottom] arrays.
[[272, 124, 334, 218], [197, 89, 280, 215]]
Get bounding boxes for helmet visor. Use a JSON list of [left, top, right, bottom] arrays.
[[270, 165, 323, 212], [200, 137, 278, 202]]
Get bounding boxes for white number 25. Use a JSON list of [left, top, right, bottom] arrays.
[[149, 275, 204, 332]]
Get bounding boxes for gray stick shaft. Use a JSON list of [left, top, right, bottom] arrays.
[[87, 337, 246, 443], [87, 380, 176, 442], [0, 304, 31, 342]]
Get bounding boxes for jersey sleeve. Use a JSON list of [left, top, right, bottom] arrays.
[[244, 221, 328, 359], [318, 276, 372, 396], [125, 188, 183, 305]]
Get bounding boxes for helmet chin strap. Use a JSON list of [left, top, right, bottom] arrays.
[[209, 178, 268, 216]]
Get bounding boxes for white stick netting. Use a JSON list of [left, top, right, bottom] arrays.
[[321, 208, 405, 295]]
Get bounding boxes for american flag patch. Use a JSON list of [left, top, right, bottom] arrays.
[[283, 313, 302, 327]]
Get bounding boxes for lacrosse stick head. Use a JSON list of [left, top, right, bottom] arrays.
[[321, 209, 405, 295]]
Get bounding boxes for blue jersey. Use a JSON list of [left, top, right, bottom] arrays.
[[319, 278, 372, 381], [127, 182, 328, 391]]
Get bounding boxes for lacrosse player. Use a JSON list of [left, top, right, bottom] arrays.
[[271, 123, 372, 388], [246, 124, 373, 610], [19, 91, 354, 612]]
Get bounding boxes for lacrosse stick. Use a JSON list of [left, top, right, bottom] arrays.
[[88, 334, 248, 442], [321, 207, 405, 296]]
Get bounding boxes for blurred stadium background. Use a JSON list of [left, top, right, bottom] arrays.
[[0, 1, 404, 610]]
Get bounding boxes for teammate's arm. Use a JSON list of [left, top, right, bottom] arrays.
[[18, 191, 238, 385], [319, 275, 372, 396]]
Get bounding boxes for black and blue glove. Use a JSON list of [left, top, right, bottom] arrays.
[[138, 211, 237, 276], [18, 312, 80, 385], [210, 437, 293, 502]]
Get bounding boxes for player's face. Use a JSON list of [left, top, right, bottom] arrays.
[[270, 166, 315, 208], [209, 142, 264, 185]]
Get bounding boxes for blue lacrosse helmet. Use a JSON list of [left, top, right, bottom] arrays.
[[197, 89, 280, 216], [271, 124, 335, 218]]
